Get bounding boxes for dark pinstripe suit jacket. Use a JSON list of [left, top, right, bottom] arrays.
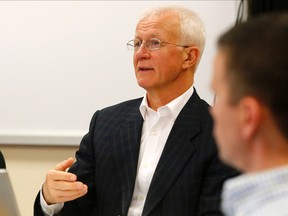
[[34, 90, 238, 216]]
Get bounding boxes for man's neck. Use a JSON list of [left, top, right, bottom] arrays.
[[146, 85, 192, 111], [246, 137, 288, 173]]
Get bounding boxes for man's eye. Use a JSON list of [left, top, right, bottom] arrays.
[[134, 41, 141, 48], [149, 40, 159, 47]]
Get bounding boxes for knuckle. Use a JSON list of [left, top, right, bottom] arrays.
[[46, 170, 56, 179]]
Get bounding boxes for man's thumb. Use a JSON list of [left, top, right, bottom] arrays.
[[55, 157, 75, 171]]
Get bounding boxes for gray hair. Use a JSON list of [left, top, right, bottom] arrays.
[[139, 5, 206, 59]]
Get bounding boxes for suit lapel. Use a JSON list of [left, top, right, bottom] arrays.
[[112, 102, 144, 214], [142, 92, 202, 216]]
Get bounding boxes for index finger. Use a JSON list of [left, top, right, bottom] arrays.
[[47, 169, 77, 182]]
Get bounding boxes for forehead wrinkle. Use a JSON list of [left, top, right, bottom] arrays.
[[135, 14, 180, 41]]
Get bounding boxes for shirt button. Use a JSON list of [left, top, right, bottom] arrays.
[[139, 195, 145, 201], [152, 130, 158, 135]]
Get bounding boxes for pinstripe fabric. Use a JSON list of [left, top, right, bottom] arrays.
[[34, 90, 238, 216]]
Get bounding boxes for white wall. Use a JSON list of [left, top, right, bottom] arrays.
[[0, 1, 239, 216], [0, 0, 238, 146]]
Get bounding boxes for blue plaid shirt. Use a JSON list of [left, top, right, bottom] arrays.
[[222, 165, 288, 216]]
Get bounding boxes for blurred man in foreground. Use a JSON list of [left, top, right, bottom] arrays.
[[211, 12, 288, 216]]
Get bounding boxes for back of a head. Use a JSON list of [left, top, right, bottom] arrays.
[[217, 12, 288, 139]]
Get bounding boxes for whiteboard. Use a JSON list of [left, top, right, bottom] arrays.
[[0, 1, 238, 145]]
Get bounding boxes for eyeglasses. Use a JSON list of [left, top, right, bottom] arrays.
[[126, 38, 189, 51]]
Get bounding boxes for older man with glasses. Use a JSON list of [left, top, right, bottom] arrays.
[[34, 5, 238, 216]]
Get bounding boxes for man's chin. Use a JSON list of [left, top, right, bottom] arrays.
[[220, 151, 233, 166]]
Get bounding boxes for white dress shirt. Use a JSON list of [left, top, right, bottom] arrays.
[[127, 86, 193, 215], [222, 165, 288, 216], [41, 86, 194, 216]]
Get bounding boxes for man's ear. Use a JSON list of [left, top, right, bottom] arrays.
[[238, 97, 263, 140], [182, 46, 200, 70]]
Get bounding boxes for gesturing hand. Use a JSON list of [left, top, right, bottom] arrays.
[[42, 158, 88, 205]]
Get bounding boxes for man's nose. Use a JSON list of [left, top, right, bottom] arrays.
[[135, 44, 150, 59]]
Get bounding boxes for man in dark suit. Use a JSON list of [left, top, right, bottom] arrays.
[[0, 151, 6, 169], [34, 5, 238, 216]]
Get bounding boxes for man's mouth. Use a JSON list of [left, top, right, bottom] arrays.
[[138, 66, 154, 71]]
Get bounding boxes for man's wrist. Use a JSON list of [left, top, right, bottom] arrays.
[[40, 186, 64, 216]]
